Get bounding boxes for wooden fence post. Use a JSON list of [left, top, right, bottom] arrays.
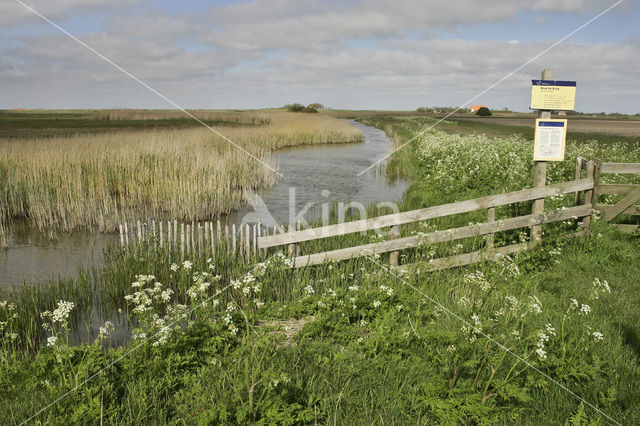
[[210, 222, 215, 258], [574, 157, 584, 206], [231, 224, 236, 255], [531, 68, 553, 246], [245, 224, 251, 261], [287, 224, 296, 258], [582, 160, 596, 231], [592, 158, 602, 209], [486, 208, 496, 249], [180, 223, 185, 260], [389, 225, 399, 266]]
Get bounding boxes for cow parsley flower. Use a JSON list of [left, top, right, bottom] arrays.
[[580, 304, 591, 315], [98, 321, 114, 338]]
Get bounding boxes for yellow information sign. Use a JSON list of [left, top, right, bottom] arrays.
[[533, 119, 567, 161], [530, 80, 576, 111]]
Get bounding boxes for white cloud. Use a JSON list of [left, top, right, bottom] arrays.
[[203, 0, 619, 51], [0, 1, 637, 113], [0, 0, 141, 26]]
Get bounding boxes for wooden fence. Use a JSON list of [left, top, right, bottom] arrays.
[[118, 219, 288, 261], [121, 158, 637, 270], [258, 175, 596, 271], [579, 157, 640, 234]]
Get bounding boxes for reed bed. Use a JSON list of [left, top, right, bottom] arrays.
[[0, 111, 363, 235], [85, 109, 271, 124]]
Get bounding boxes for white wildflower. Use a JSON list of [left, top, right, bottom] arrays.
[[580, 304, 591, 315], [592, 331, 604, 341], [99, 321, 114, 338], [373, 300, 381, 308], [545, 323, 556, 336]]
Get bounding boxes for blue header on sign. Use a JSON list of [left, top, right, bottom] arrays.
[[532, 80, 577, 87], [538, 121, 565, 127]]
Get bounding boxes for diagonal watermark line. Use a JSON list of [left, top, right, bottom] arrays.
[[357, 0, 625, 177], [20, 257, 277, 425], [365, 256, 621, 425], [13, 0, 282, 177]]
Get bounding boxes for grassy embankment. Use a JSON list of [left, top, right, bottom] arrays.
[[1, 116, 640, 423], [0, 110, 363, 246]]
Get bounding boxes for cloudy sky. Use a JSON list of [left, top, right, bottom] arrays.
[[1, 0, 638, 113]]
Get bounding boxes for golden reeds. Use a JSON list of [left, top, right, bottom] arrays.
[[0, 111, 362, 233]]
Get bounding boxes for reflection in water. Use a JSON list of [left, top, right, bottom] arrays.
[[226, 121, 406, 227], [0, 121, 406, 288]]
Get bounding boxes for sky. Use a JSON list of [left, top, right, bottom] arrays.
[[0, 0, 638, 113]]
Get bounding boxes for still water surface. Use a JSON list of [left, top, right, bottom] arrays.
[[0, 121, 406, 288]]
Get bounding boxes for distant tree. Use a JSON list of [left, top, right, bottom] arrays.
[[416, 107, 427, 112], [285, 103, 305, 112], [307, 103, 324, 111], [476, 107, 492, 116]]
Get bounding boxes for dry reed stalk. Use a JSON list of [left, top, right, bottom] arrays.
[[0, 111, 362, 233]]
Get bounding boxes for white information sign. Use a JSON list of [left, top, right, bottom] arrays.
[[533, 119, 567, 161]]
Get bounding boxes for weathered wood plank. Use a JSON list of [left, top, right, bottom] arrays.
[[574, 157, 583, 206], [395, 243, 528, 273], [597, 184, 640, 195], [260, 179, 594, 248], [292, 205, 590, 268], [595, 204, 640, 216], [582, 161, 595, 230], [604, 187, 640, 221], [600, 163, 640, 174], [613, 224, 640, 234]]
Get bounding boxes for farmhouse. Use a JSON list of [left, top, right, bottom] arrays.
[[468, 105, 487, 113]]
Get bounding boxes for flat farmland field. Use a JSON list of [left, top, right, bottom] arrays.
[[455, 116, 640, 137]]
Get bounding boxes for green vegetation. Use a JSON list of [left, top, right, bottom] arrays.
[[1, 115, 639, 423], [476, 106, 492, 116], [284, 103, 323, 113]]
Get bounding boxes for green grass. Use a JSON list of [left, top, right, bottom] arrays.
[[1, 115, 639, 424]]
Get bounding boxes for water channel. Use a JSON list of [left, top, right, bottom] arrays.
[[0, 121, 407, 289]]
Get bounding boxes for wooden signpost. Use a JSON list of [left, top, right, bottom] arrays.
[[530, 69, 576, 244]]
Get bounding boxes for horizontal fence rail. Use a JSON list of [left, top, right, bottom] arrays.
[[258, 178, 594, 249], [292, 204, 591, 268], [589, 157, 640, 234], [259, 173, 596, 271]]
